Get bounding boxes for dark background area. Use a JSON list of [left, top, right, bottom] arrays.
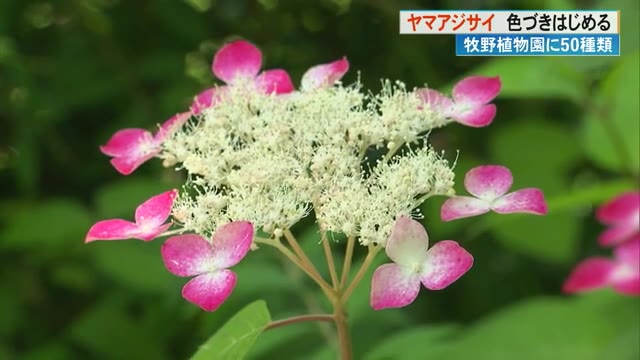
[[0, 0, 638, 359]]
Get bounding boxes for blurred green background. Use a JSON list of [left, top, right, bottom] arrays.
[[1, 0, 638, 359]]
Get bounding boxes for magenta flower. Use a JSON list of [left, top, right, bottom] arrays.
[[161, 221, 254, 311], [563, 238, 640, 296], [86, 189, 178, 243], [300, 57, 349, 91], [596, 191, 640, 247], [100, 112, 191, 175], [370, 216, 473, 310], [190, 40, 295, 114], [441, 165, 548, 222], [417, 76, 501, 127]]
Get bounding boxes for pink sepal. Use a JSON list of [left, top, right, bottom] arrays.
[[86, 189, 178, 242]]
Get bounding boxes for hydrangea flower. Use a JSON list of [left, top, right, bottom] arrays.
[[100, 112, 191, 175], [563, 238, 640, 296], [161, 221, 254, 311], [370, 216, 473, 310], [441, 165, 548, 221], [596, 191, 640, 246], [300, 57, 350, 91], [418, 76, 501, 127], [86, 189, 178, 242], [190, 40, 295, 114]]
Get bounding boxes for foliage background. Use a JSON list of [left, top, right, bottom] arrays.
[[0, 0, 638, 359]]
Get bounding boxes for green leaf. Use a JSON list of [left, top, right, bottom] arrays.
[[491, 212, 580, 263], [581, 51, 640, 174], [439, 294, 639, 360], [465, 57, 586, 102], [94, 177, 177, 218], [0, 199, 91, 251], [190, 300, 271, 360], [597, 0, 639, 55], [364, 325, 459, 360], [486, 120, 582, 263]]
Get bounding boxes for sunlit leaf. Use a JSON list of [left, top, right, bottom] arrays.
[[486, 120, 582, 263], [464, 57, 586, 102], [190, 300, 271, 360], [438, 294, 639, 360], [581, 52, 640, 174], [364, 325, 459, 360]]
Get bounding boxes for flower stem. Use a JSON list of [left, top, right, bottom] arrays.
[[283, 229, 327, 286], [266, 314, 334, 331], [321, 230, 340, 289], [333, 302, 352, 360], [339, 235, 356, 288], [254, 237, 333, 297], [341, 245, 381, 302]]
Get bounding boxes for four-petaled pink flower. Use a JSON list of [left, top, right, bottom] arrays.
[[100, 112, 191, 175], [370, 216, 473, 310], [441, 165, 548, 222], [161, 221, 254, 311], [563, 238, 640, 296], [86, 189, 178, 242], [418, 76, 501, 127], [596, 191, 640, 247], [191, 40, 295, 114], [300, 57, 350, 91]]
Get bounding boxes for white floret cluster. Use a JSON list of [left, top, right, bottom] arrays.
[[161, 78, 455, 246]]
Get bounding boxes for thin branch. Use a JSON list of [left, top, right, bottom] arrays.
[[266, 314, 334, 331], [339, 235, 356, 288], [321, 230, 339, 289]]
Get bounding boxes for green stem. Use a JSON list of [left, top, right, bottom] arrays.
[[321, 230, 340, 289], [266, 314, 334, 331], [341, 245, 381, 303], [339, 235, 356, 288], [283, 229, 326, 286], [333, 301, 352, 360], [254, 237, 333, 297]]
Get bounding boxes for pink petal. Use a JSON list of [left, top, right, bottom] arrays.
[[492, 188, 548, 215], [155, 112, 191, 142], [210, 221, 254, 268], [385, 216, 430, 266], [85, 219, 139, 243], [416, 88, 454, 113], [562, 257, 615, 294], [420, 240, 473, 290], [161, 234, 216, 277], [101, 129, 159, 175], [182, 270, 237, 311], [614, 238, 640, 267], [610, 239, 640, 295], [596, 191, 640, 226], [610, 268, 640, 295], [110, 153, 157, 175], [464, 165, 513, 200], [212, 40, 262, 84], [599, 225, 638, 247], [190, 87, 227, 115], [100, 129, 153, 157], [255, 69, 295, 94], [300, 57, 350, 90], [134, 189, 178, 229], [440, 196, 491, 222], [452, 76, 501, 106], [452, 103, 496, 127], [370, 263, 421, 310]]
